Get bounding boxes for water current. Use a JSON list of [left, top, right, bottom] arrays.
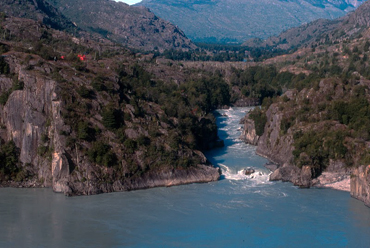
[[0, 107, 370, 248]]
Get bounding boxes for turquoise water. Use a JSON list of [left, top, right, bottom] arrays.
[[1, 107, 370, 248]]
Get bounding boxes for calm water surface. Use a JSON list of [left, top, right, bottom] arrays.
[[1, 107, 370, 248]]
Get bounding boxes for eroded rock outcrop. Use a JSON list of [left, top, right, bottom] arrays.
[[239, 113, 259, 146], [351, 165, 370, 207], [255, 103, 295, 166], [239, 87, 357, 189]]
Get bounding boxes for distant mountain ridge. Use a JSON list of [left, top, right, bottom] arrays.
[[243, 0, 370, 50], [137, 0, 365, 43], [0, 0, 195, 51], [46, 0, 196, 51]]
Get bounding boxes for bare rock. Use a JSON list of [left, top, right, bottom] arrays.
[[264, 162, 278, 172], [239, 112, 260, 145], [270, 164, 301, 183], [244, 168, 255, 176], [351, 165, 370, 207]]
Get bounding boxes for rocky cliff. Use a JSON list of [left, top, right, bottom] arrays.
[[351, 165, 370, 207], [0, 16, 220, 195], [240, 79, 365, 189]]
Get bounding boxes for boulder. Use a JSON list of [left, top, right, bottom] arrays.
[[244, 168, 255, 176]]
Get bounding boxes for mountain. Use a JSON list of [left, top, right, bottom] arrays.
[[0, 15, 222, 195], [46, 0, 196, 51], [0, 0, 75, 31], [137, 0, 365, 43], [243, 0, 370, 50]]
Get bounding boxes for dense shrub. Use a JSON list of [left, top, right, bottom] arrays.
[[249, 108, 267, 136], [0, 140, 20, 176], [77, 86, 93, 98], [0, 56, 9, 75], [87, 142, 116, 167], [102, 108, 119, 130], [293, 130, 348, 171]]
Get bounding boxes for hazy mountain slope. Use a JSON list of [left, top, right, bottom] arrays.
[[137, 0, 365, 43], [47, 0, 196, 51], [243, 0, 370, 50]]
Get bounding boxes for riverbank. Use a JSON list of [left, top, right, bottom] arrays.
[[313, 173, 351, 192]]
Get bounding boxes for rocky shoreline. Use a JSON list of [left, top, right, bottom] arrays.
[[241, 106, 370, 206], [263, 162, 351, 192], [0, 164, 221, 196]]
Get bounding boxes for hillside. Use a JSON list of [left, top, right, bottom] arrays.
[[243, 0, 370, 50], [0, 0, 75, 32], [137, 0, 365, 43], [46, 0, 196, 51], [0, 15, 222, 195], [239, 0, 370, 206]]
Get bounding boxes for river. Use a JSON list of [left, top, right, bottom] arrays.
[[1, 107, 370, 248]]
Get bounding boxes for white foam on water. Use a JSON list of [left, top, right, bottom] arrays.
[[218, 163, 271, 186]]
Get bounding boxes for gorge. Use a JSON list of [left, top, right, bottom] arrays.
[[1, 107, 369, 247]]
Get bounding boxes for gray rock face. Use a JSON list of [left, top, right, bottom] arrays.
[[239, 112, 259, 146], [351, 165, 370, 207], [269, 164, 312, 188], [240, 104, 304, 186], [239, 99, 321, 188], [255, 103, 295, 166], [240, 102, 295, 165], [2, 62, 56, 187]]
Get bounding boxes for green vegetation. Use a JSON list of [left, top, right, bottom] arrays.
[[0, 75, 24, 106], [249, 108, 267, 136], [0, 56, 9, 74], [102, 107, 120, 130], [293, 130, 348, 170], [87, 141, 117, 167], [328, 94, 370, 139], [161, 45, 287, 62], [271, 80, 370, 171], [0, 140, 25, 181]]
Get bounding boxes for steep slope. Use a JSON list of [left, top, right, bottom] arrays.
[[244, 0, 370, 50], [47, 0, 196, 51], [0, 16, 221, 195], [137, 0, 365, 43], [0, 0, 75, 32]]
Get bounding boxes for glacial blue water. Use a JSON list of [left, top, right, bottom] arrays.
[[1, 107, 370, 248]]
